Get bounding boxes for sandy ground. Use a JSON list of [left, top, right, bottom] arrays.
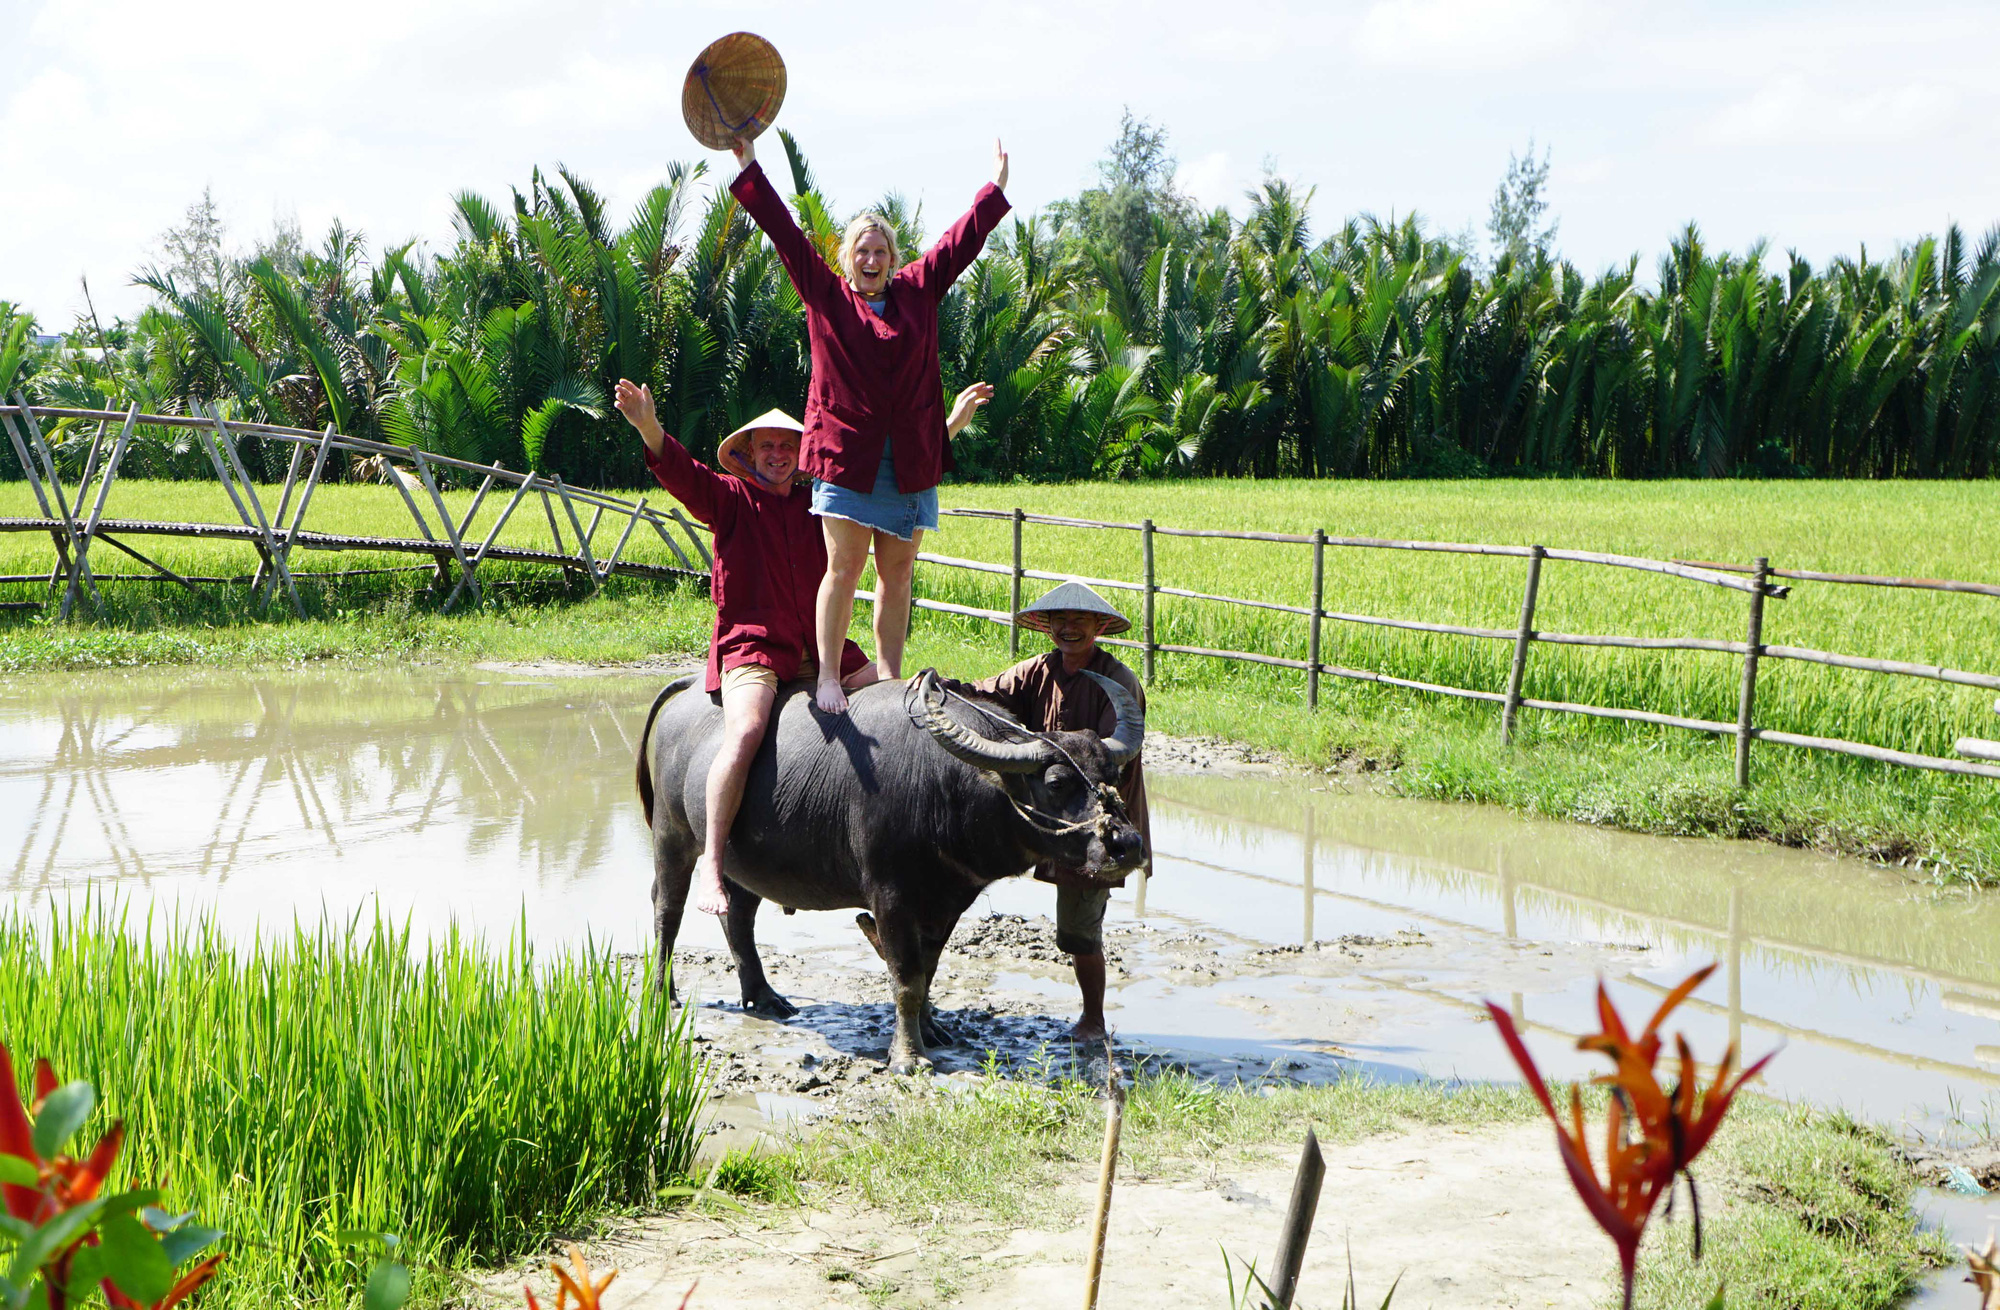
[[527, 1121, 1611, 1309]]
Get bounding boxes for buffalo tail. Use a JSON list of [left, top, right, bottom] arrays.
[[635, 675, 700, 826]]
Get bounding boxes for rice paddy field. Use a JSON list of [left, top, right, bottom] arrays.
[[0, 907, 704, 1309], [5, 476, 2000, 876]]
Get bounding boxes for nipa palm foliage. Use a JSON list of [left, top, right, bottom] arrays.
[[19, 140, 2000, 485]]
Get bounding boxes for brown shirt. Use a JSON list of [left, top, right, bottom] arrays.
[[966, 648, 1150, 889]]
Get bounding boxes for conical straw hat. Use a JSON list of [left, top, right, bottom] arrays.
[[683, 32, 787, 151], [1016, 580, 1132, 637], [716, 408, 807, 485]]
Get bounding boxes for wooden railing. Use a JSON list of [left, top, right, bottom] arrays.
[[887, 507, 2000, 784], [0, 401, 709, 618]]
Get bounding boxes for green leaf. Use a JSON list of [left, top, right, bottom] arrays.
[[0, 1159, 34, 1188], [98, 1212, 173, 1304], [363, 1259, 411, 1310], [158, 1223, 224, 1267], [1702, 1286, 1727, 1310], [29, 1083, 93, 1161], [139, 1208, 193, 1233], [333, 1228, 400, 1252], [5, 1198, 106, 1289]]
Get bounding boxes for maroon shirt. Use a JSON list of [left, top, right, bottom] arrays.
[[643, 436, 863, 693], [729, 161, 1011, 494]]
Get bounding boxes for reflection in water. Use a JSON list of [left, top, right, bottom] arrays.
[[1140, 771, 2000, 1128], [0, 669, 667, 949], [3, 668, 1997, 1128]]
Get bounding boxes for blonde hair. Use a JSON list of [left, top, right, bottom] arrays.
[[837, 214, 901, 281]]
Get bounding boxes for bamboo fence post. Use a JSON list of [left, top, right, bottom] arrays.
[[285, 425, 338, 543], [413, 451, 480, 611], [444, 474, 538, 611], [2, 410, 72, 592], [75, 418, 108, 506], [59, 404, 136, 619], [583, 504, 605, 552], [1501, 545, 1546, 743], [207, 410, 304, 617], [1080, 1050, 1125, 1310], [15, 400, 86, 596], [600, 497, 647, 580], [1009, 507, 1024, 657], [455, 464, 502, 539], [645, 515, 696, 571], [668, 507, 712, 569], [254, 439, 307, 595], [1735, 557, 1770, 787], [551, 476, 601, 591], [1142, 517, 1157, 686], [1269, 1127, 1326, 1309], [539, 483, 567, 556], [193, 412, 276, 610], [1307, 529, 1325, 709]]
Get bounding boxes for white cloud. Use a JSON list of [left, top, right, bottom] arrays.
[[5, 0, 2000, 328]]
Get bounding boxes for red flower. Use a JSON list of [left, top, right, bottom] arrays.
[[1, 1042, 223, 1310], [1486, 965, 1773, 1310]]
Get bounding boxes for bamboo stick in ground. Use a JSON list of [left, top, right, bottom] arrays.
[[1081, 1045, 1125, 1310]]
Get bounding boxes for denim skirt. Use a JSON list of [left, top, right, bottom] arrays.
[[810, 447, 939, 542]]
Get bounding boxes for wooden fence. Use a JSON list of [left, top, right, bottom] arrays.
[[888, 507, 2000, 785], [0, 401, 708, 617]]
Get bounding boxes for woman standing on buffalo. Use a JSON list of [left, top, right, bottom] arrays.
[[727, 132, 1011, 713]]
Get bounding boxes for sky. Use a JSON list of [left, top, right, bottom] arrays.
[[5, 0, 2000, 328]]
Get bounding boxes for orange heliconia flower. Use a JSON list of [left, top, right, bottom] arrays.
[[1485, 965, 1773, 1310], [1, 1042, 224, 1310], [1966, 1230, 1998, 1310], [522, 1243, 621, 1310]]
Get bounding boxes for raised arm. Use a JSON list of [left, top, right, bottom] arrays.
[[905, 139, 1013, 302], [615, 378, 725, 526], [726, 142, 841, 305]]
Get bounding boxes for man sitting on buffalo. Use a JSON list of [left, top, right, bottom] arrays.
[[615, 378, 991, 918], [953, 582, 1150, 1042]]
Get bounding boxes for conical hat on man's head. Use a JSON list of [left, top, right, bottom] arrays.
[[716, 409, 807, 485], [1016, 580, 1132, 637]]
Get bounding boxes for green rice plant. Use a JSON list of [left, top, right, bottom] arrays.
[[0, 905, 705, 1309]]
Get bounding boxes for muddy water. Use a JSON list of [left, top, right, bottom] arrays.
[[4, 667, 1997, 1135]]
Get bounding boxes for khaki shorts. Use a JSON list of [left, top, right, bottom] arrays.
[[1055, 882, 1111, 956], [718, 652, 820, 699]]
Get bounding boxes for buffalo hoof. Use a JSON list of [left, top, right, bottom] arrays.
[[743, 988, 798, 1020], [920, 1006, 959, 1048], [888, 1050, 932, 1076]]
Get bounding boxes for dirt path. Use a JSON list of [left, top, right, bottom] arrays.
[[504, 1120, 1609, 1308]]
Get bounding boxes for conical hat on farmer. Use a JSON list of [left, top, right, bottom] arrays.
[[716, 409, 808, 485], [682, 32, 787, 151], [1016, 581, 1132, 637]]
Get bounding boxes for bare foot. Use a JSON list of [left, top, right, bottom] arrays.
[[1068, 1017, 1108, 1043], [815, 677, 849, 714], [692, 852, 729, 917]]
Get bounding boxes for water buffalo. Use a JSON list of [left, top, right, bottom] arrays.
[[635, 668, 1146, 1073]]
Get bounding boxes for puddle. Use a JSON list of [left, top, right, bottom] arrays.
[[3, 666, 1998, 1136]]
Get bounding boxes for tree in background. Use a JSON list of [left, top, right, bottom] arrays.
[[9, 121, 2000, 484], [1487, 138, 1559, 268]]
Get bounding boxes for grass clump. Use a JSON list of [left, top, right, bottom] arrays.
[[0, 905, 707, 1309], [1631, 1102, 1955, 1309]]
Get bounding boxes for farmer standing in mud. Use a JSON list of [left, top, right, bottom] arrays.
[[947, 582, 1151, 1042], [615, 378, 993, 918]]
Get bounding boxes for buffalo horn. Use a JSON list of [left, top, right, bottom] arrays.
[[1081, 670, 1145, 766], [916, 672, 1053, 774]]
